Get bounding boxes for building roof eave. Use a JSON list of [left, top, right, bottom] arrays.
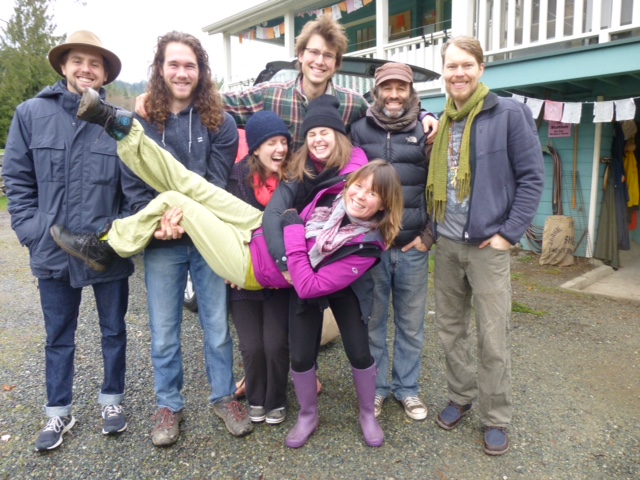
[[202, 0, 331, 36]]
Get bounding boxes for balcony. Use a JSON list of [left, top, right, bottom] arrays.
[[344, 0, 639, 95]]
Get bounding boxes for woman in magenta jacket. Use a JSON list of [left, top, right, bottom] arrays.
[[51, 93, 403, 449]]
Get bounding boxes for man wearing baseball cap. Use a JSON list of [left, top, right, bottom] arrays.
[[350, 62, 433, 422], [3, 31, 133, 451]]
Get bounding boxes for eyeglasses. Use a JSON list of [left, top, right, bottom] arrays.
[[304, 48, 337, 62]]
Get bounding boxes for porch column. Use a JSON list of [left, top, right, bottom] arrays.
[[376, 0, 389, 59], [588, 96, 605, 258], [284, 12, 295, 59], [451, 0, 475, 36], [223, 33, 232, 89]]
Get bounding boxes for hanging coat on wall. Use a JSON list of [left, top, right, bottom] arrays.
[[611, 123, 631, 251], [594, 163, 621, 268]]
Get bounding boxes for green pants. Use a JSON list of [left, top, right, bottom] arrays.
[[434, 236, 513, 427], [109, 120, 263, 289]]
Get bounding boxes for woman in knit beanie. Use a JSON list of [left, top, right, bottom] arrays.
[[226, 110, 293, 426], [286, 94, 353, 182]]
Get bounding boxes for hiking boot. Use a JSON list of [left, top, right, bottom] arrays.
[[265, 407, 286, 425], [484, 426, 510, 456], [151, 408, 183, 447], [374, 395, 385, 418], [102, 404, 127, 435], [213, 396, 253, 437], [50, 224, 115, 272], [400, 396, 428, 420], [77, 88, 133, 140], [436, 401, 472, 430], [35, 415, 76, 451], [248, 405, 266, 423]]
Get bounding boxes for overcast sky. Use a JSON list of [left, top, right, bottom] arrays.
[[0, 0, 286, 84]]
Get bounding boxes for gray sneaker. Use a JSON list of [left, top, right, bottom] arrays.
[[265, 407, 286, 425], [102, 404, 127, 435], [213, 396, 253, 437], [248, 405, 266, 423], [151, 408, 183, 447], [400, 396, 428, 420], [374, 395, 385, 418], [35, 415, 76, 451]]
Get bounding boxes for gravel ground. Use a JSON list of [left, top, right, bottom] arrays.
[[0, 209, 639, 480]]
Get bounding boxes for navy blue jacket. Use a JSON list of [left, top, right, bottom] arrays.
[[119, 107, 238, 249], [453, 92, 545, 245], [3, 81, 133, 287]]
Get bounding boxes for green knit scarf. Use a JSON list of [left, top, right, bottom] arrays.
[[427, 83, 490, 222]]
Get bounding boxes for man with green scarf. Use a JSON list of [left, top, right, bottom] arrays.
[[428, 36, 544, 456]]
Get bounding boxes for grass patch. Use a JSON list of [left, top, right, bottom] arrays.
[[512, 301, 546, 316], [0, 196, 7, 211]]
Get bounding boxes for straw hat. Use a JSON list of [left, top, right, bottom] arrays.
[[48, 30, 121, 84]]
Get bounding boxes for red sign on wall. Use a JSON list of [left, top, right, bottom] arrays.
[[548, 121, 572, 138]]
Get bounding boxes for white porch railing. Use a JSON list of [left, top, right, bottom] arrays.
[[346, 0, 639, 93], [479, 0, 640, 61], [226, 1, 639, 94]]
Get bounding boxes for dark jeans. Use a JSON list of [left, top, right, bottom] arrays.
[[38, 277, 128, 417], [231, 289, 290, 410], [289, 287, 373, 372]]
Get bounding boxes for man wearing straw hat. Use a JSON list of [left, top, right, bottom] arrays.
[[3, 31, 133, 451]]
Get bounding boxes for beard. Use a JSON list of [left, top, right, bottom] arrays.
[[374, 94, 412, 119]]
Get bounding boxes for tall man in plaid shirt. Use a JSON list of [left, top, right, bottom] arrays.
[[223, 15, 438, 148]]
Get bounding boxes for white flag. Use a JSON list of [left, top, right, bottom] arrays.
[[512, 94, 525, 103], [614, 98, 636, 121], [561, 102, 582, 124], [593, 101, 614, 123], [525, 98, 544, 119]]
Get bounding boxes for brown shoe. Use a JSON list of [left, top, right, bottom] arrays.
[[213, 396, 253, 437], [151, 408, 183, 447]]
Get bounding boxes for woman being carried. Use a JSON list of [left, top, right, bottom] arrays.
[[51, 91, 403, 447]]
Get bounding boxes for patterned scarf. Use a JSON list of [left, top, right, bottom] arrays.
[[305, 194, 376, 268], [253, 174, 279, 207], [427, 83, 490, 222]]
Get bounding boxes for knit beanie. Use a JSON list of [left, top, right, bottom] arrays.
[[245, 111, 292, 153], [301, 95, 346, 138]]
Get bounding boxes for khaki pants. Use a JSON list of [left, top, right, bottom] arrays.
[[434, 236, 513, 427], [108, 120, 263, 288]]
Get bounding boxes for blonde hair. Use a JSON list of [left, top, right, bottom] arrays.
[[441, 35, 485, 66], [345, 160, 403, 247], [287, 130, 353, 182]]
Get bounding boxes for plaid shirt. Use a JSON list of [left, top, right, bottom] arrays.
[[222, 75, 369, 151]]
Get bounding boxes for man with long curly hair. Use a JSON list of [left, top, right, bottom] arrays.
[[120, 31, 252, 447]]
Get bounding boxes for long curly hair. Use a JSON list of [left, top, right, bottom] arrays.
[[144, 31, 224, 132]]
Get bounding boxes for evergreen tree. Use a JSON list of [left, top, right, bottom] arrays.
[[0, 0, 64, 147]]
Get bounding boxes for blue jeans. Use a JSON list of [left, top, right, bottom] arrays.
[[368, 247, 429, 400], [145, 245, 233, 412], [39, 277, 128, 417]]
